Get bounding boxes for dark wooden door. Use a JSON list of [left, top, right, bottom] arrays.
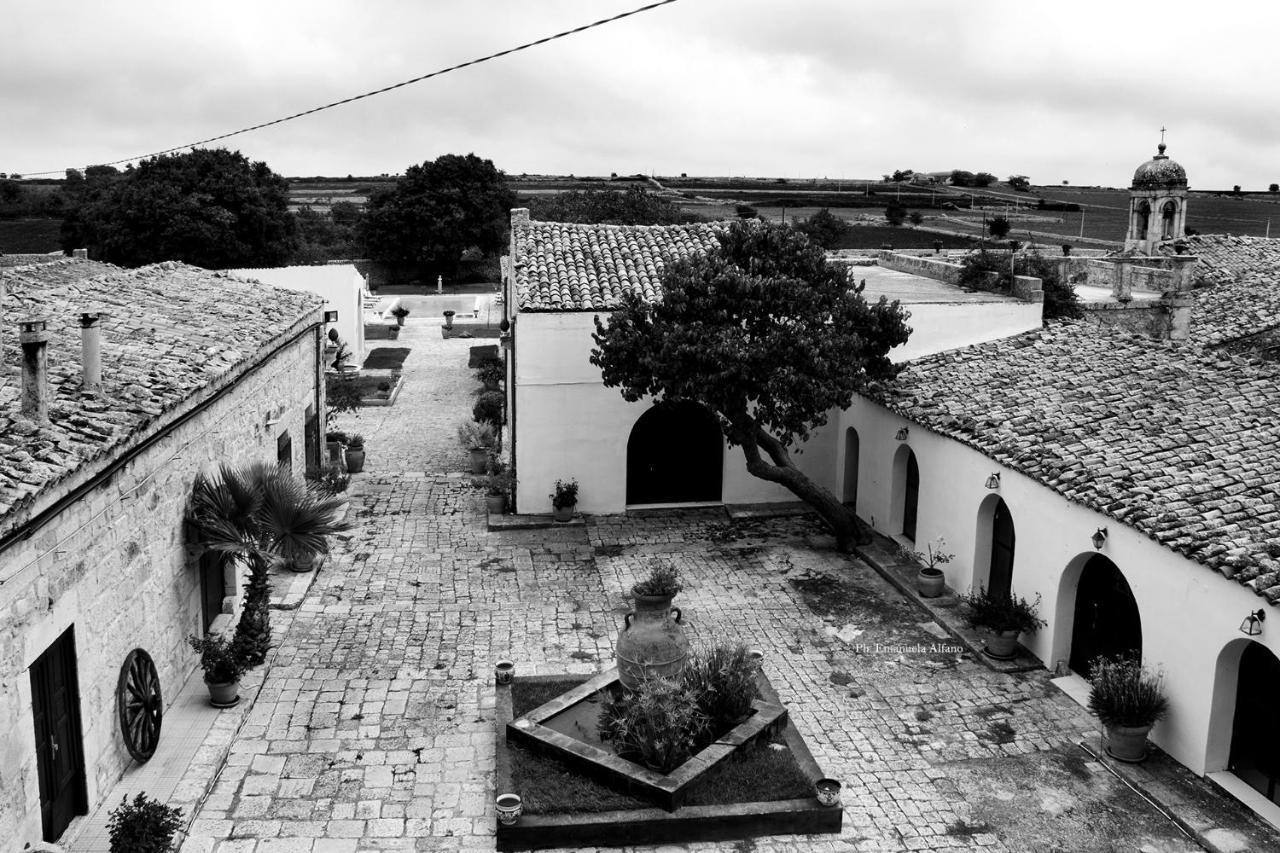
[[902, 451, 920, 541], [988, 499, 1015, 600], [31, 627, 88, 842], [304, 405, 320, 471], [1230, 642, 1280, 804], [200, 551, 227, 632], [276, 431, 293, 473], [1069, 555, 1141, 677], [626, 401, 722, 505], [842, 429, 860, 508]]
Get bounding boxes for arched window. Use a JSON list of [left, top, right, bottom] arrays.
[[1161, 201, 1178, 239], [1134, 200, 1151, 239]]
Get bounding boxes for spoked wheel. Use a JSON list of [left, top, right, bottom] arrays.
[[117, 648, 163, 762]]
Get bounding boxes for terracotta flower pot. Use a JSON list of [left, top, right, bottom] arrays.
[[485, 494, 506, 514], [469, 448, 488, 475], [345, 448, 365, 473], [206, 679, 240, 708], [983, 629, 1021, 660], [553, 505, 574, 522], [1105, 724, 1153, 763], [916, 567, 945, 598]]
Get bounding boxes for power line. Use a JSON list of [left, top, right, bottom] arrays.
[[20, 0, 681, 177]]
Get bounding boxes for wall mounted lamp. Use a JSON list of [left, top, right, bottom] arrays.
[[1091, 527, 1108, 550], [264, 406, 282, 427], [324, 310, 339, 323], [1240, 609, 1266, 636], [985, 473, 1001, 490], [894, 427, 909, 441]]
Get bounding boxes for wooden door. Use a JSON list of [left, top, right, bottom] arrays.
[[902, 451, 920, 542], [842, 429, 860, 508], [304, 405, 320, 471], [31, 627, 88, 842], [1230, 642, 1280, 804], [1069, 556, 1141, 677], [200, 551, 227, 632], [988, 500, 1015, 600]]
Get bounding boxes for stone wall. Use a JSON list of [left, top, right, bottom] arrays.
[[0, 327, 322, 847], [876, 251, 964, 285]]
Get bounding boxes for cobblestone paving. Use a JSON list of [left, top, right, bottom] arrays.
[[184, 319, 1202, 852]]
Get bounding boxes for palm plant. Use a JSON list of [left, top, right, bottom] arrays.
[[189, 462, 351, 667]]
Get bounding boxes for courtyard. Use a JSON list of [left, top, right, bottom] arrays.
[[182, 319, 1216, 852]]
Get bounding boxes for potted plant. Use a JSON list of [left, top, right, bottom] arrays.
[[485, 467, 516, 515], [344, 434, 365, 473], [188, 633, 245, 707], [550, 478, 578, 522], [107, 793, 183, 853], [457, 420, 496, 474], [443, 309, 456, 329], [1088, 655, 1169, 763], [391, 305, 410, 327], [960, 586, 1045, 660], [325, 430, 348, 469], [478, 361, 504, 391], [902, 537, 953, 598]]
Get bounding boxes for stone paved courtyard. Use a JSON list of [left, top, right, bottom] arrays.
[[183, 319, 1206, 852]]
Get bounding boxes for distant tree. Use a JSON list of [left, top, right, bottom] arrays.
[[64, 149, 295, 267], [590, 220, 911, 550], [329, 200, 361, 227], [1270, 183, 1279, 193], [294, 205, 360, 264], [891, 169, 915, 182], [529, 186, 699, 226], [794, 208, 849, 248], [735, 204, 758, 219], [358, 153, 516, 276], [1007, 175, 1031, 192], [1233, 185, 1242, 194], [884, 203, 907, 226], [988, 216, 1012, 239], [950, 170, 976, 187], [908, 211, 924, 226], [973, 172, 996, 188]]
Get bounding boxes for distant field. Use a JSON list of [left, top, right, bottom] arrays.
[[0, 218, 61, 253]]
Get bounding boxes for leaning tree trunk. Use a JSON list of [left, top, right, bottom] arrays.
[[733, 420, 872, 552], [232, 551, 273, 667]]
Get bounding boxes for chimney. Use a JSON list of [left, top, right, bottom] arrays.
[[19, 317, 50, 422], [79, 312, 101, 391]]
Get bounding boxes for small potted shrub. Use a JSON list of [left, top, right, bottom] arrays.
[[443, 309, 456, 329], [961, 586, 1045, 660], [325, 430, 348, 468], [1088, 655, 1169, 763], [550, 478, 578, 522], [478, 361, 504, 391], [305, 464, 349, 496], [344, 434, 366, 473], [473, 390, 504, 427], [485, 467, 516, 515], [457, 420, 496, 474], [391, 305, 410, 326], [901, 537, 953, 599], [188, 633, 245, 707], [107, 792, 183, 853]]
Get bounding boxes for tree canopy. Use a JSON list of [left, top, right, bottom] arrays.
[[794, 208, 850, 249], [63, 149, 297, 268], [528, 185, 698, 226], [358, 153, 515, 275], [591, 221, 912, 549]]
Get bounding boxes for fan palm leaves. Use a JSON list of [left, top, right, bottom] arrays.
[[189, 461, 351, 666]]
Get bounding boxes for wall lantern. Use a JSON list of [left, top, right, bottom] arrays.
[[894, 427, 909, 441], [985, 472, 1001, 490], [264, 406, 283, 427], [1240, 609, 1266, 636], [324, 310, 339, 323], [1091, 527, 1108, 550]]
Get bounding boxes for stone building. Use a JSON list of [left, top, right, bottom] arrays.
[[1126, 142, 1188, 252], [0, 259, 326, 845]]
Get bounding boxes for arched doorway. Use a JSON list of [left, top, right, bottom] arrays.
[[1230, 642, 1280, 804], [973, 494, 1015, 598], [842, 428, 860, 508], [1068, 555, 1141, 677], [626, 400, 723, 505]]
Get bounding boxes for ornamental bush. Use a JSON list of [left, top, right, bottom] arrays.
[[107, 793, 183, 853], [473, 390, 504, 426]]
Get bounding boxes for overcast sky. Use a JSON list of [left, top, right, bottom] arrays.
[[3, 1, 1277, 189]]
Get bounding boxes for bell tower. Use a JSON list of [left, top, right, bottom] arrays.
[[1126, 135, 1188, 253]]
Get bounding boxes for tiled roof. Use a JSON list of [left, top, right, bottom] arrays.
[[1172, 235, 1280, 347], [870, 322, 1280, 604], [0, 259, 323, 531], [512, 220, 722, 311], [1180, 234, 1280, 280]]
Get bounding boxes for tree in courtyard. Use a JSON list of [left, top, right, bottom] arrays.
[[988, 215, 1012, 239], [590, 221, 912, 551], [358, 153, 516, 276], [189, 463, 350, 666], [64, 149, 296, 267]]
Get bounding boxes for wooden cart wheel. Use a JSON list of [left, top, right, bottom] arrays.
[[117, 648, 162, 762]]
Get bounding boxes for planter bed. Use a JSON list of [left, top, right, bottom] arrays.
[[495, 671, 841, 851]]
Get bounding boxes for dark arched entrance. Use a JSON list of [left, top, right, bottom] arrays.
[[1069, 555, 1141, 677], [626, 401, 722, 505], [842, 428, 860, 508], [1230, 642, 1280, 804], [902, 450, 920, 541], [988, 499, 1015, 601]]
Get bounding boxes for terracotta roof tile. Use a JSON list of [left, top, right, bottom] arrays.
[[869, 322, 1280, 605], [1175, 235, 1280, 347], [512, 220, 723, 311], [0, 259, 322, 532]]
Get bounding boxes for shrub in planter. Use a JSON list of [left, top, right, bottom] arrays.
[[961, 586, 1045, 659], [631, 560, 681, 598], [107, 792, 183, 853], [477, 361, 504, 389], [550, 478, 578, 521], [188, 633, 244, 706], [485, 469, 517, 514], [681, 643, 759, 729], [443, 309, 456, 328], [306, 464, 350, 496], [1088, 655, 1169, 762], [598, 674, 708, 773], [457, 420, 496, 474], [344, 433, 366, 473], [391, 306, 410, 326], [473, 390, 505, 426]]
